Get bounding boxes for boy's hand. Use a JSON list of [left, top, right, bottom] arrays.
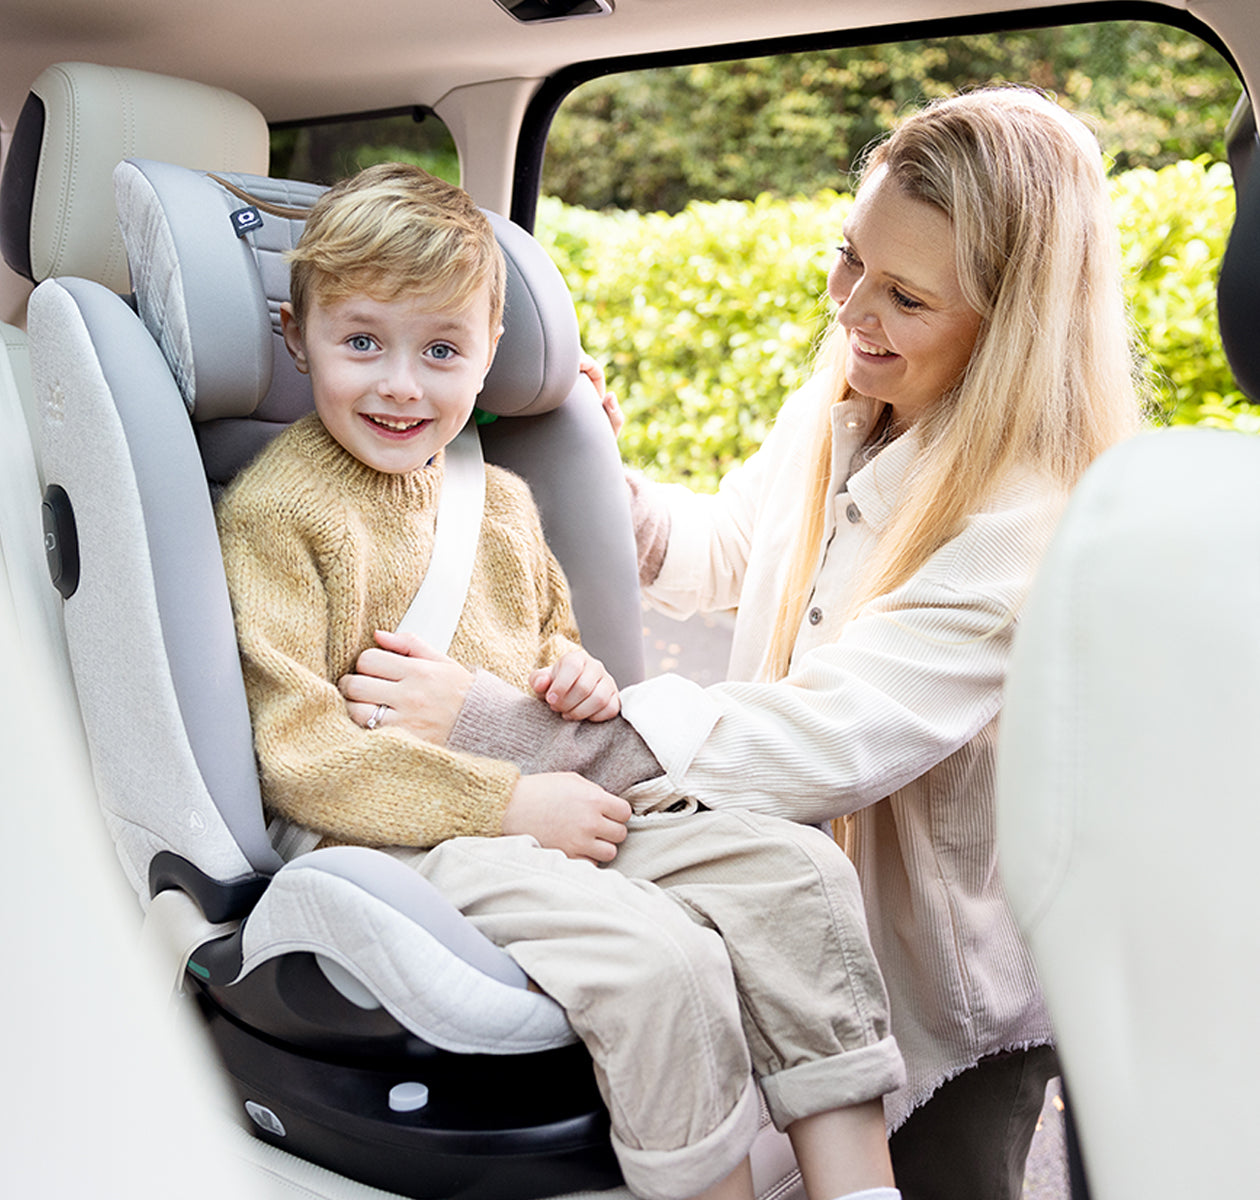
[[502, 773, 631, 864], [530, 648, 620, 722], [340, 630, 473, 744]]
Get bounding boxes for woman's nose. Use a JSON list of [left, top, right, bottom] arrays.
[[835, 278, 876, 330]]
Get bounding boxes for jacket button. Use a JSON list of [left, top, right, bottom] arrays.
[[845, 502, 861, 524], [808, 607, 823, 625]]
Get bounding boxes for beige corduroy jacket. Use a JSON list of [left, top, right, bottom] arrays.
[[619, 377, 1064, 1130]]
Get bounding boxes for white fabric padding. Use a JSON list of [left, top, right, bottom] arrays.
[[113, 161, 201, 410], [240, 862, 577, 1056], [30, 278, 254, 898], [997, 426, 1260, 1198], [27, 62, 268, 292]]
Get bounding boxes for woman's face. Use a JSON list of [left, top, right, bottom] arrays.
[[827, 165, 983, 428]]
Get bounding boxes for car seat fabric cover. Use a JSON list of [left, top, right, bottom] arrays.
[[247, 848, 575, 1054], [31, 276, 266, 895], [996, 427, 1260, 1195]]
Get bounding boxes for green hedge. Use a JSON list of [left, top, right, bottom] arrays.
[[537, 158, 1248, 489]]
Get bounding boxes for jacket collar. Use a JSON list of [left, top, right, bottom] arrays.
[[830, 399, 922, 533]]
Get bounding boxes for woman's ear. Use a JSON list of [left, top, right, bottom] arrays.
[[279, 302, 309, 374]]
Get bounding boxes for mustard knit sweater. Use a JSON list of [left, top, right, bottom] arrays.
[[216, 413, 581, 848]]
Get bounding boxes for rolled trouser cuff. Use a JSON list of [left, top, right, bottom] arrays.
[[761, 1035, 906, 1130], [612, 1075, 761, 1200]]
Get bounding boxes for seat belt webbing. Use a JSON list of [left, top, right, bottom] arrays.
[[394, 419, 485, 653]]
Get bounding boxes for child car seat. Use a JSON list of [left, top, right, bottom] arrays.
[[28, 154, 639, 1198], [996, 90, 1260, 1200]]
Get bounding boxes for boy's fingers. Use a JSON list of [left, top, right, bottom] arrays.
[[530, 667, 553, 696], [546, 652, 586, 696]]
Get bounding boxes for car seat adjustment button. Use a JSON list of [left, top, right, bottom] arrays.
[[244, 1100, 286, 1137], [389, 1081, 430, 1112]]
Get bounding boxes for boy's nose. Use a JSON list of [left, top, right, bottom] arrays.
[[379, 359, 423, 401]]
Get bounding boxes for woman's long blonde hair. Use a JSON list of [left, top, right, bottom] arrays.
[[764, 87, 1144, 680]]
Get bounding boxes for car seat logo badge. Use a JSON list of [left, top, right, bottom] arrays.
[[230, 205, 264, 237]]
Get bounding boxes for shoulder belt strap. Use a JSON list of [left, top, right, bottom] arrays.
[[394, 419, 485, 654]]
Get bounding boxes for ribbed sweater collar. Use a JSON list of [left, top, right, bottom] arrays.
[[287, 413, 444, 508]]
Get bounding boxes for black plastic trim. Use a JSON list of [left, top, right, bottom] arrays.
[[149, 850, 271, 923], [0, 91, 45, 280], [41, 484, 80, 600], [269, 103, 436, 131], [510, 0, 1239, 230]]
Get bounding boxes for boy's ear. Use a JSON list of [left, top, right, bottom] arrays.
[[279, 302, 309, 374], [479, 325, 504, 388]]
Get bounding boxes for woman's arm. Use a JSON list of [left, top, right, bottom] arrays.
[[620, 489, 1061, 822]]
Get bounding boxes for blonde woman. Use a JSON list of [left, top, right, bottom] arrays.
[[347, 87, 1144, 1199]]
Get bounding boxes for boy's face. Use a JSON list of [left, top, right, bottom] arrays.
[[281, 283, 501, 475]]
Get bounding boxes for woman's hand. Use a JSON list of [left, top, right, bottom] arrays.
[[530, 648, 621, 722], [580, 353, 623, 438], [502, 772, 631, 864], [339, 629, 474, 744]]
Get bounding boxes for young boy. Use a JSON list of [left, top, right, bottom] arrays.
[[216, 162, 903, 1200]]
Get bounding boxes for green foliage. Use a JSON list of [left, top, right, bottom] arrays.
[[1112, 158, 1250, 430], [538, 160, 1249, 489], [539, 192, 843, 486], [543, 21, 1241, 213]]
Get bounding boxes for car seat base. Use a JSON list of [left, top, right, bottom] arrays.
[[196, 991, 623, 1199]]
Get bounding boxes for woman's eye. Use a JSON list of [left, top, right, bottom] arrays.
[[891, 288, 925, 311], [837, 243, 861, 269]]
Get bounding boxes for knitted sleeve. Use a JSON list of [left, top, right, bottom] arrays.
[[217, 480, 520, 849]]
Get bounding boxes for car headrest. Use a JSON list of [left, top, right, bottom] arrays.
[[0, 61, 268, 294], [114, 158, 582, 483]]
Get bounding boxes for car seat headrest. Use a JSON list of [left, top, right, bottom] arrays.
[[114, 158, 582, 483], [0, 62, 268, 293]]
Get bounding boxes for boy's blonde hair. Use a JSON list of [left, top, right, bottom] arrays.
[[286, 162, 506, 332], [764, 87, 1145, 680]]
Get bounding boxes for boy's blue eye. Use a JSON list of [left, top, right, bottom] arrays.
[[348, 334, 375, 352], [429, 342, 457, 360]]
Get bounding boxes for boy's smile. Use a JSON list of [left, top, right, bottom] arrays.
[[282, 286, 501, 475]]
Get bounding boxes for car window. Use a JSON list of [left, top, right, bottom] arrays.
[[533, 19, 1246, 491], [270, 107, 458, 186]]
